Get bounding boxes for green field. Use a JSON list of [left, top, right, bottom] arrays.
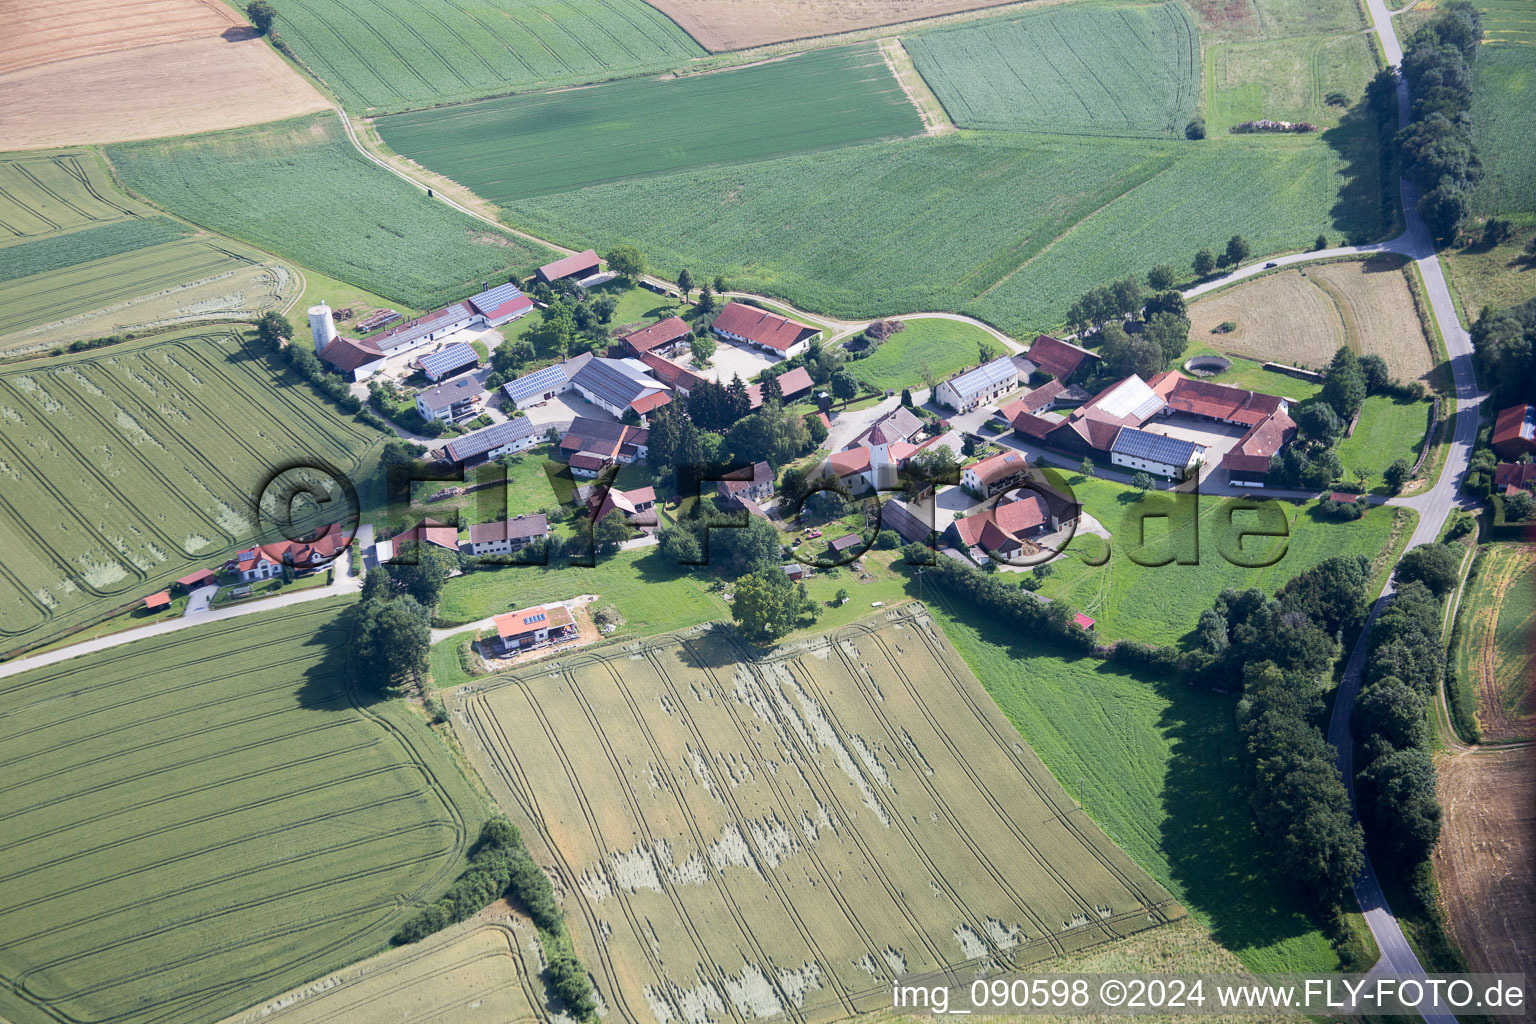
[[1334, 393, 1433, 486], [847, 317, 1002, 392], [0, 217, 191, 285], [1450, 543, 1536, 735], [0, 151, 145, 244], [107, 114, 556, 311], [0, 329, 384, 655], [376, 45, 923, 202], [1031, 475, 1411, 645], [926, 608, 1338, 972], [272, 0, 704, 113], [1470, 0, 1536, 214], [0, 602, 484, 1024], [506, 128, 1385, 335], [906, 1, 1199, 137], [1204, 32, 1377, 133]]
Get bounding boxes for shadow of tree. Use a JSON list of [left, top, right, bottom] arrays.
[[1323, 94, 1395, 244], [295, 603, 392, 710]]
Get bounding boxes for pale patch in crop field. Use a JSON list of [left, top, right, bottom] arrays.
[[269, 0, 704, 113], [0, 0, 243, 73], [217, 910, 546, 1024], [108, 113, 558, 311], [375, 45, 923, 203], [641, 0, 1029, 52], [904, 2, 1199, 137], [455, 609, 1181, 1024], [0, 602, 486, 1024], [0, 37, 329, 150], [0, 329, 383, 655], [1188, 255, 1436, 383]]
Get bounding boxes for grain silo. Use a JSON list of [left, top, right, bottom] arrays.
[[309, 302, 338, 355]]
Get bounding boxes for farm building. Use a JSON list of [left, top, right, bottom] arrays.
[[1110, 427, 1204, 480], [961, 450, 1030, 498], [373, 303, 480, 358], [934, 356, 1019, 412], [419, 343, 479, 383], [1493, 463, 1536, 495], [752, 365, 814, 405], [465, 282, 534, 327], [467, 514, 548, 556], [503, 363, 571, 409], [828, 533, 864, 556], [588, 485, 658, 528], [999, 378, 1087, 419], [1027, 334, 1099, 383], [174, 568, 216, 592], [567, 356, 671, 421], [1492, 404, 1536, 460], [535, 249, 601, 285], [229, 522, 348, 582], [638, 351, 709, 395], [782, 563, 812, 582], [1150, 373, 1295, 486], [415, 375, 483, 422], [317, 335, 387, 381], [444, 417, 539, 468], [1220, 409, 1296, 486], [847, 405, 924, 450], [558, 418, 648, 476], [618, 317, 692, 358], [392, 518, 460, 552], [143, 591, 171, 612], [717, 461, 775, 506], [946, 492, 1054, 564], [1006, 373, 1168, 459], [492, 603, 576, 654], [1074, 613, 1096, 631], [711, 301, 820, 360]]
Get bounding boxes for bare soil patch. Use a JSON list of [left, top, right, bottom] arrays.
[[1189, 255, 1436, 383], [0, 0, 242, 74], [1435, 745, 1536, 976], [0, 37, 328, 149], [644, 0, 1030, 52]]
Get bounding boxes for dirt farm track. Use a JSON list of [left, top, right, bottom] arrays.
[[0, 0, 327, 150]]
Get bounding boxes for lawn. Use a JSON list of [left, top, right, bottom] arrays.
[[924, 607, 1340, 973], [846, 317, 1001, 392], [1032, 474, 1412, 645], [1334, 393, 1433, 485], [0, 328, 385, 656], [270, 0, 703, 114], [1176, 347, 1325, 402], [905, 1, 1199, 137], [1471, 0, 1536, 215], [505, 126, 1388, 336], [0, 601, 485, 1024], [107, 113, 557, 311], [376, 45, 923, 203]]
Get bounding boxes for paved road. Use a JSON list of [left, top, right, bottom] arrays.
[[0, 556, 364, 682]]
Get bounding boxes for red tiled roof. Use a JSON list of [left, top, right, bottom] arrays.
[[319, 336, 383, 373], [950, 497, 1045, 556], [966, 450, 1028, 487], [144, 590, 171, 610], [1027, 335, 1097, 380], [775, 366, 815, 399], [712, 301, 818, 352], [568, 452, 608, 472], [620, 317, 691, 355], [830, 447, 871, 477], [629, 391, 672, 416], [176, 568, 216, 587], [396, 518, 459, 551], [1328, 491, 1360, 504], [495, 603, 574, 640], [1163, 373, 1281, 426], [1067, 414, 1124, 452], [1221, 407, 1296, 474], [1493, 463, 1536, 492], [237, 522, 348, 572], [638, 351, 707, 392], [537, 249, 600, 283], [1073, 613, 1095, 630], [1492, 404, 1536, 454], [994, 493, 1048, 533], [469, 290, 533, 323], [1008, 408, 1062, 440], [1021, 380, 1065, 412]]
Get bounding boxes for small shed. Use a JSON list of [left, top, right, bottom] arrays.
[[1073, 612, 1095, 631], [175, 568, 216, 591], [143, 591, 172, 612]]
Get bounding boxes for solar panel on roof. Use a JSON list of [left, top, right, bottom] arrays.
[[1111, 427, 1199, 465], [948, 356, 1018, 397], [526, 612, 546, 624], [420, 343, 478, 378], [474, 281, 525, 307], [445, 417, 536, 462], [503, 363, 569, 403]]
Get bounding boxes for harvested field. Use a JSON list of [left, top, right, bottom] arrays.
[[1434, 745, 1535, 976], [1188, 255, 1436, 383], [0, 36, 328, 150], [455, 608, 1182, 1024], [218, 909, 545, 1024], [644, 0, 1027, 52], [0, 602, 485, 1024], [905, 2, 1199, 137], [1450, 544, 1536, 741], [0, 151, 146, 243], [0, 234, 299, 357], [0, 0, 242, 74], [0, 328, 382, 655]]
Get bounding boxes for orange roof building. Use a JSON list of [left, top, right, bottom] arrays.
[[492, 603, 576, 653]]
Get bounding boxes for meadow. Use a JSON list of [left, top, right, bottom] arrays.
[[1203, 32, 1377, 133], [0, 328, 383, 656], [454, 609, 1181, 1024], [1334, 394, 1433, 485], [0, 150, 145, 242], [1471, 0, 1536, 214], [107, 113, 557, 311], [1450, 543, 1535, 741], [1030, 475, 1412, 646], [846, 317, 1002, 392], [375, 45, 923, 202], [0, 601, 484, 1024], [905, 1, 1200, 137], [271, 0, 703, 113], [924, 608, 1339, 973], [505, 128, 1386, 336]]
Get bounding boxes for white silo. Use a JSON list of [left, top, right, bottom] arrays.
[[309, 302, 338, 354]]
